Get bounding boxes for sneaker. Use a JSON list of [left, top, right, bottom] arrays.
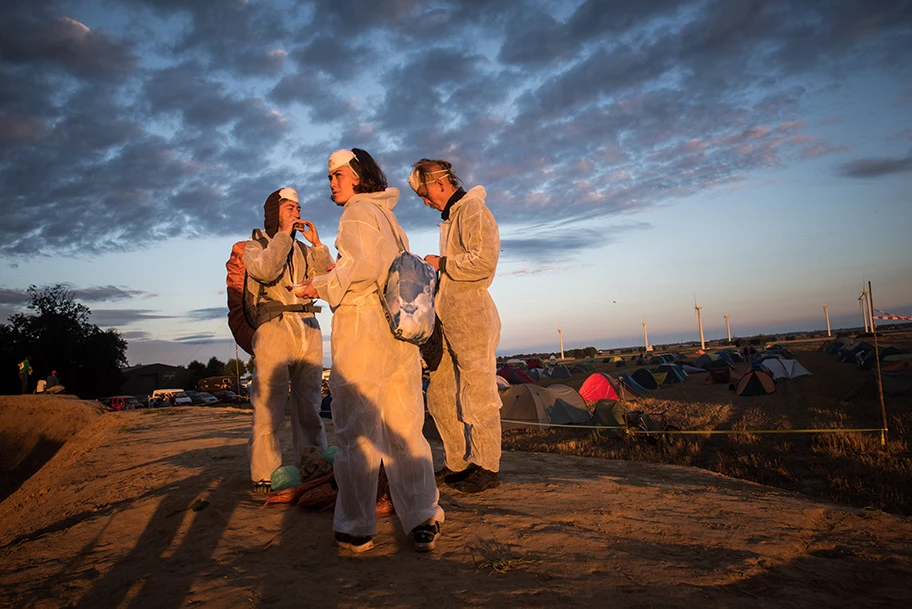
[[411, 521, 440, 552], [443, 463, 478, 485], [253, 480, 272, 494], [334, 532, 374, 554], [450, 467, 499, 494]]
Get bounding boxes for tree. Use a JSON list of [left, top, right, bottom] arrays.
[[204, 356, 226, 378], [0, 284, 127, 397], [224, 358, 247, 378]]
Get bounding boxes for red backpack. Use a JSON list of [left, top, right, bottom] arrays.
[[226, 239, 259, 355]]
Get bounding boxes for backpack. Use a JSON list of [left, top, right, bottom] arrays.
[[226, 230, 319, 355], [374, 209, 438, 345]]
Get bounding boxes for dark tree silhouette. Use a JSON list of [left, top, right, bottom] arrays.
[[0, 285, 127, 397]]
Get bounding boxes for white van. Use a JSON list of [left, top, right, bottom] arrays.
[[151, 388, 192, 406]]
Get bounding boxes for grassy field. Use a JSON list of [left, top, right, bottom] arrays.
[[503, 330, 912, 516]]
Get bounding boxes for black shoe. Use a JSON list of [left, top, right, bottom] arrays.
[[335, 532, 374, 553], [434, 466, 456, 483], [443, 463, 478, 485], [411, 521, 440, 552], [451, 468, 499, 494], [253, 480, 272, 494]]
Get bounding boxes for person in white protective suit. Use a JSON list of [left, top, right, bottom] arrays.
[[295, 148, 444, 553], [245, 187, 333, 493], [409, 158, 502, 494]]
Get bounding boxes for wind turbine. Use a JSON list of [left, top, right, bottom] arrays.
[[557, 321, 564, 360], [822, 304, 831, 337], [642, 317, 650, 352], [723, 314, 731, 343], [694, 294, 705, 351], [858, 287, 869, 332]]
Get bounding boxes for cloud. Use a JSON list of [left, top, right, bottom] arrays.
[[186, 307, 228, 322], [90, 309, 176, 327], [0, 0, 910, 260], [72, 285, 147, 302], [120, 330, 151, 340], [0, 287, 30, 305], [837, 154, 912, 178]]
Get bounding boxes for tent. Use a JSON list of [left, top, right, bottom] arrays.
[[590, 399, 628, 436], [505, 358, 529, 369], [544, 384, 591, 425], [603, 355, 623, 364], [570, 364, 590, 374], [649, 356, 668, 365], [495, 375, 511, 389], [882, 361, 912, 397], [756, 359, 812, 381], [681, 364, 705, 374], [497, 366, 536, 384], [630, 368, 660, 390], [760, 358, 810, 381], [579, 372, 621, 403], [735, 370, 776, 396], [654, 364, 687, 384], [694, 353, 722, 370], [526, 367, 544, 380], [525, 358, 544, 369], [548, 364, 572, 379], [617, 373, 649, 395], [499, 384, 589, 430], [715, 351, 734, 365]]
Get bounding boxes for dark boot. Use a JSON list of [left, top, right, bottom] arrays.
[[450, 467, 499, 494]]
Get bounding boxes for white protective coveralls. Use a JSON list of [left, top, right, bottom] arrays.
[[427, 186, 502, 473], [244, 230, 333, 482], [311, 188, 444, 536]]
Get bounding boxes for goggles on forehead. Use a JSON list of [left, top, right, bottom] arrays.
[[328, 149, 360, 179], [408, 168, 449, 193]]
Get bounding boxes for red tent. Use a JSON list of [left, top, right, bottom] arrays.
[[578, 373, 620, 403], [497, 366, 536, 384]]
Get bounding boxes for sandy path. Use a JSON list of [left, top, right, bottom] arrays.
[[1, 403, 911, 608]]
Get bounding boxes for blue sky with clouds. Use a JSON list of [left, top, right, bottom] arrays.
[[1, 0, 910, 367]]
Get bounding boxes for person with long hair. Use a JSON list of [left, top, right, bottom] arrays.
[[295, 149, 444, 553]]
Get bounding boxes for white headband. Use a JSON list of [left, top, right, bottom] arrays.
[[328, 149, 359, 178], [277, 187, 298, 202], [408, 168, 449, 192]]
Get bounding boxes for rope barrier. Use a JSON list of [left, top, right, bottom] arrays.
[[500, 419, 886, 435]]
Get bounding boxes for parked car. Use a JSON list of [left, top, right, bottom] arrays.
[[187, 390, 219, 405], [212, 389, 240, 403], [109, 395, 143, 411], [151, 388, 192, 406]]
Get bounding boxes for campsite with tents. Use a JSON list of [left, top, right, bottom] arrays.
[[2, 330, 912, 606]]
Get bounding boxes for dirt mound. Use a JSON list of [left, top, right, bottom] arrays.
[[0, 394, 107, 501], [1, 405, 911, 607]]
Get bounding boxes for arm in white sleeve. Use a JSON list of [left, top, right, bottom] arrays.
[[311, 202, 387, 308], [243, 232, 293, 284], [443, 200, 499, 282]]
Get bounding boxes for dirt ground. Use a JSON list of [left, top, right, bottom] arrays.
[[2, 396, 911, 608]]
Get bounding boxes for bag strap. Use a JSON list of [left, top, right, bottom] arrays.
[[373, 205, 406, 254]]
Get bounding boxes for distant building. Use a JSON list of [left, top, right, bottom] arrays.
[[120, 364, 196, 397]]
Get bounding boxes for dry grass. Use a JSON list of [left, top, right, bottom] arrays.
[[504, 331, 912, 516]]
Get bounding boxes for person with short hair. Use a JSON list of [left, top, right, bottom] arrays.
[[295, 148, 444, 553], [244, 187, 333, 493], [409, 158, 502, 494]]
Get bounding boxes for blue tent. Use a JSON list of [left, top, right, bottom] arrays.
[[617, 373, 649, 395]]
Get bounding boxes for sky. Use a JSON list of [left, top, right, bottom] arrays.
[[1, 0, 911, 368]]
